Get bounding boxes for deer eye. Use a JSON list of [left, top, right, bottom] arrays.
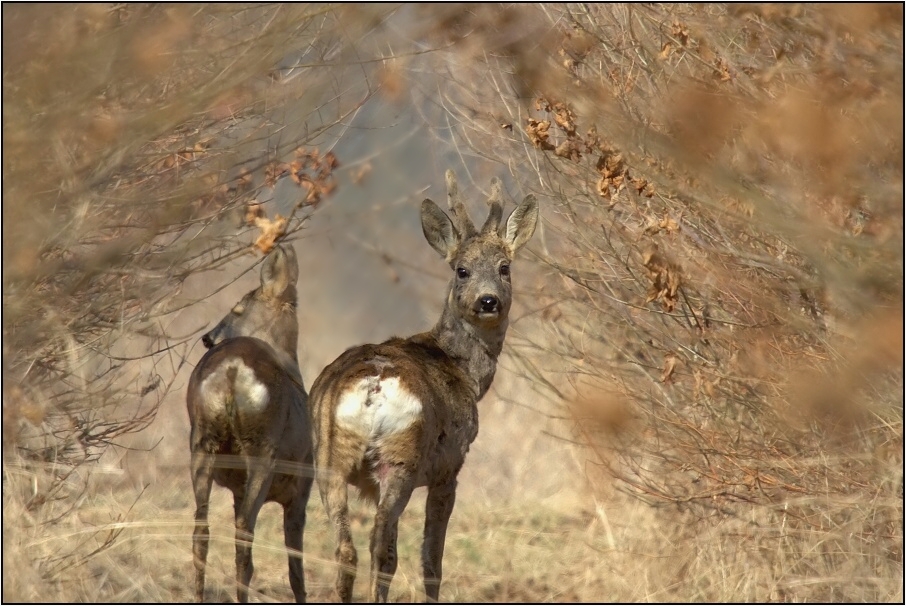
[[499, 264, 510, 277], [456, 267, 470, 279]]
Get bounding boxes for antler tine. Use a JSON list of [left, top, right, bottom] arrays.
[[480, 177, 504, 235], [445, 169, 477, 237]]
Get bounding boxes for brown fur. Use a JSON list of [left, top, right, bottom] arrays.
[[186, 245, 313, 603], [310, 171, 538, 602]]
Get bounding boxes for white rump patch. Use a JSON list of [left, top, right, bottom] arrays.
[[201, 359, 270, 414], [336, 376, 422, 438], [233, 362, 270, 411]]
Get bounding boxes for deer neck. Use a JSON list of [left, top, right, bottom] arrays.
[[272, 290, 300, 364], [272, 345, 305, 388], [430, 299, 508, 400]]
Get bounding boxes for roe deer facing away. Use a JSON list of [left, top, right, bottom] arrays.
[[310, 170, 539, 602], [187, 245, 313, 603]]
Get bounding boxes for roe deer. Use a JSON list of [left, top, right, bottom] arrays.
[[309, 171, 539, 602], [187, 245, 313, 603]]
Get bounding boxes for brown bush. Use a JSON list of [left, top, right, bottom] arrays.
[[417, 3, 902, 601], [2, 4, 382, 590]]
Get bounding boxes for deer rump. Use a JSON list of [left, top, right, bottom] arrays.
[[311, 335, 479, 504], [188, 336, 310, 505]]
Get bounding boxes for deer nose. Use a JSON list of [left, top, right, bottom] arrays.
[[479, 295, 500, 313], [201, 332, 215, 349]]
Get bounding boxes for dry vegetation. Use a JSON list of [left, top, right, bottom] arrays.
[[3, 4, 902, 603], [417, 4, 903, 602]]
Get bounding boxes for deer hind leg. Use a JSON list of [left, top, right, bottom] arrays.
[[369, 466, 416, 603], [284, 472, 313, 603], [191, 451, 216, 603], [422, 479, 457, 603], [233, 455, 276, 603], [317, 467, 357, 603]]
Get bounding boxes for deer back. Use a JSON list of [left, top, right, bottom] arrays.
[[187, 245, 310, 498]]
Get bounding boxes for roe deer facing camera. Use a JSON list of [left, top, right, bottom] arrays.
[[187, 245, 313, 603], [309, 171, 539, 602]]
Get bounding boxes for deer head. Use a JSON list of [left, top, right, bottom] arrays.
[[420, 170, 538, 330]]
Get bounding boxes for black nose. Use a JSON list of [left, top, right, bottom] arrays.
[[202, 333, 214, 349], [479, 295, 499, 313]]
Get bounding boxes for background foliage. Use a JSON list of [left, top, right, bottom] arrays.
[[4, 4, 901, 602]]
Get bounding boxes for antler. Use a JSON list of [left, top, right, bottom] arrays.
[[480, 177, 504, 235], [445, 170, 477, 238]]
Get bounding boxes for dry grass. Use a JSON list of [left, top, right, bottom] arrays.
[[8, 443, 899, 603]]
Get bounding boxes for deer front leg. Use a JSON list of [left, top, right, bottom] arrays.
[[191, 451, 215, 603], [422, 479, 457, 603]]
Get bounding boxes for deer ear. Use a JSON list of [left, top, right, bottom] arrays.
[[421, 199, 460, 262], [503, 194, 538, 255], [261, 244, 298, 297]]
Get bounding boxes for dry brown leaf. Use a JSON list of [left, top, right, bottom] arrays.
[[642, 244, 682, 311], [293, 147, 310, 163], [584, 125, 600, 152], [659, 42, 673, 60], [289, 163, 303, 184], [714, 57, 732, 81], [671, 20, 690, 46], [661, 354, 679, 383], [597, 151, 625, 178], [643, 215, 661, 235], [660, 214, 680, 233], [555, 140, 581, 162], [596, 176, 610, 199], [630, 175, 656, 199], [299, 179, 318, 206], [245, 201, 264, 226], [319, 179, 336, 197], [536, 97, 553, 112], [155, 154, 176, 171], [526, 118, 554, 150], [323, 151, 339, 171], [253, 214, 287, 254], [264, 161, 290, 188], [552, 102, 577, 135], [562, 56, 579, 74]]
